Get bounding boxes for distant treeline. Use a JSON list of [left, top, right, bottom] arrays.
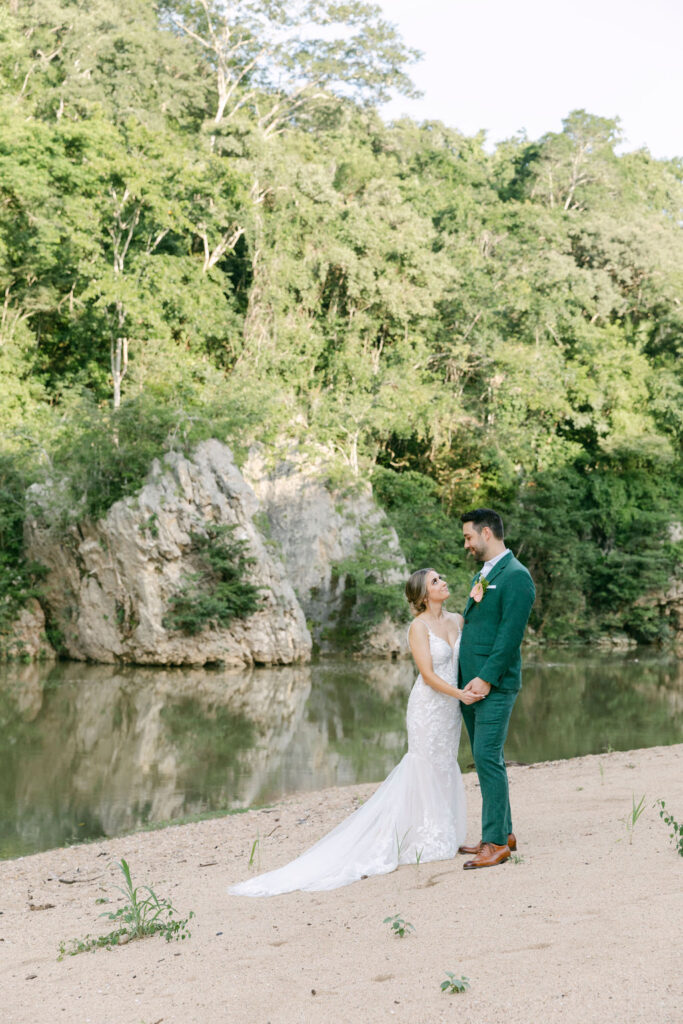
[[0, 0, 681, 644]]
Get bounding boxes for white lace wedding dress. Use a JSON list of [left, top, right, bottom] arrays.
[[229, 626, 466, 896]]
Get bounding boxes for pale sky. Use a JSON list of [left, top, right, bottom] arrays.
[[377, 0, 683, 160]]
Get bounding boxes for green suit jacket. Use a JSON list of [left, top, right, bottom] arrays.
[[458, 551, 535, 693]]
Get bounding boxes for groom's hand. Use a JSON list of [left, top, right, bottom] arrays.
[[463, 677, 491, 697]]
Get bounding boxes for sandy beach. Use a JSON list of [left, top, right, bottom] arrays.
[[1, 743, 682, 1024]]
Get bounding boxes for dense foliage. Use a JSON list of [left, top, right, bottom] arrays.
[[162, 525, 263, 634], [1, 0, 681, 644]]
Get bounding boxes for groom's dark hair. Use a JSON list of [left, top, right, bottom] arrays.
[[460, 508, 504, 540]]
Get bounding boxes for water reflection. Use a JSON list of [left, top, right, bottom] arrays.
[[507, 651, 683, 764], [0, 661, 312, 858], [0, 649, 680, 858]]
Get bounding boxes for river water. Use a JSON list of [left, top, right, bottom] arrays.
[[1, 647, 681, 859]]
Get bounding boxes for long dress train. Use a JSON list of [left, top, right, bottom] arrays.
[[229, 627, 466, 896]]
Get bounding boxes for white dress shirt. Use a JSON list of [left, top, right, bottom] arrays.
[[480, 548, 510, 578]]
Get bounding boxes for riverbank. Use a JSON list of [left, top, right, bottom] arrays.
[[1, 744, 682, 1024]]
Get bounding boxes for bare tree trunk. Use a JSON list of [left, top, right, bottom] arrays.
[[0, 286, 30, 348], [111, 307, 128, 412], [240, 244, 273, 368], [200, 224, 244, 272], [349, 431, 359, 476], [108, 188, 140, 427], [168, 1, 265, 146], [110, 301, 128, 446]]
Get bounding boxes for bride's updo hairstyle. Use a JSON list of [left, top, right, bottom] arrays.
[[405, 568, 434, 617]]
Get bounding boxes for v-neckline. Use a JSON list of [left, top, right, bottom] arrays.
[[425, 624, 459, 651]]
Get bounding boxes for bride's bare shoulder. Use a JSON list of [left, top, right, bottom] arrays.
[[409, 616, 429, 638]]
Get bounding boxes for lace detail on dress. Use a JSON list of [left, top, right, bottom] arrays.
[[403, 625, 464, 859], [229, 628, 466, 896]]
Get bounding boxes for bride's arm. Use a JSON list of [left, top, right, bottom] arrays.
[[409, 621, 468, 700]]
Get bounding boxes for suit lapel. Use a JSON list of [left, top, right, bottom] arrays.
[[463, 552, 513, 618], [483, 550, 513, 587], [463, 569, 481, 617]]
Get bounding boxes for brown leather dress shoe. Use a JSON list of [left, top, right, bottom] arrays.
[[458, 840, 483, 855], [463, 842, 511, 870], [458, 833, 517, 855]]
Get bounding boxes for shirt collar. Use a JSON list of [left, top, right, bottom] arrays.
[[481, 548, 509, 577]]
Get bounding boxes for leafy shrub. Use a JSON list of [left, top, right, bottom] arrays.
[[655, 799, 683, 856], [372, 467, 472, 607], [383, 913, 415, 938], [0, 455, 46, 652], [44, 377, 273, 526], [163, 524, 263, 634], [323, 519, 409, 647], [47, 389, 203, 524]]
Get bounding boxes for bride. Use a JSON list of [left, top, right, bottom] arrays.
[[229, 568, 483, 897]]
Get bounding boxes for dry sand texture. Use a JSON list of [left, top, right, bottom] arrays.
[[1, 744, 682, 1024]]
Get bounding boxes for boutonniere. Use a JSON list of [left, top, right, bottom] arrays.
[[470, 575, 490, 603]]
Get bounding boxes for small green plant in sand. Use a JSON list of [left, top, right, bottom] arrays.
[[510, 853, 525, 865], [248, 833, 260, 869], [619, 793, 646, 845], [395, 826, 410, 860], [383, 914, 415, 938], [654, 799, 683, 856], [57, 859, 193, 959], [441, 972, 470, 994], [415, 847, 423, 865]]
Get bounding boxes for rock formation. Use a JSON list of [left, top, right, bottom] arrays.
[[244, 446, 409, 655], [25, 441, 311, 666], [0, 598, 55, 661]]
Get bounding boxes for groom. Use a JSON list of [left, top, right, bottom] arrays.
[[457, 508, 535, 869]]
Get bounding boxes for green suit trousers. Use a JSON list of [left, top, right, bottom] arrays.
[[461, 690, 517, 846]]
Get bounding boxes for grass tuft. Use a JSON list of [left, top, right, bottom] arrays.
[[57, 858, 194, 959]]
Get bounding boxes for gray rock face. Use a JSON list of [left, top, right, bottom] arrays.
[[244, 447, 409, 655], [25, 441, 311, 666], [0, 599, 56, 661]]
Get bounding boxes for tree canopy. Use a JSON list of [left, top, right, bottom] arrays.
[[1, 0, 681, 645]]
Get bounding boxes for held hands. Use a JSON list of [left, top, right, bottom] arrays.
[[462, 676, 492, 700], [457, 687, 485, 705]]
